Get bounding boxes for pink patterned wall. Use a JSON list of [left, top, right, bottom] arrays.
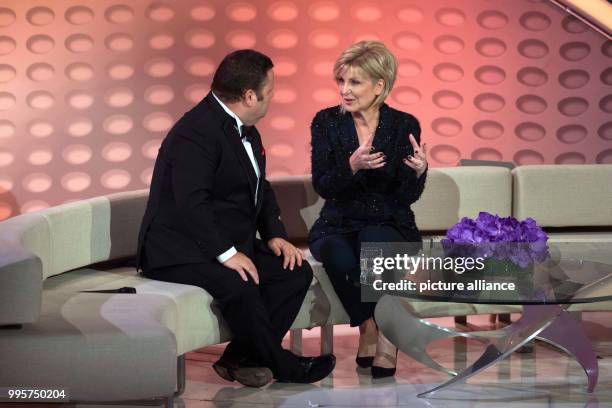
[[0, 0, 610, 220]]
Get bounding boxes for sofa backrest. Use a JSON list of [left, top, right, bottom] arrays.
[[0, 190, 148, 282], [412, 167, 512, 230], [270, 175, 323, 244], [513, 164, 612, 227], [0, 190, 148, 325]]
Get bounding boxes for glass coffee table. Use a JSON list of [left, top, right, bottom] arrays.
[[363, 243, 612, 397]]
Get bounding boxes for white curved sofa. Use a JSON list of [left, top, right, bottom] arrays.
[[1, 164, 610, 404]]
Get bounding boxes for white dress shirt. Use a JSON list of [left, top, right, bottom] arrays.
[[211, 92, 261, 263]]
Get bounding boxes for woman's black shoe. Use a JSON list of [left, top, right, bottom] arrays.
[[355, 356, 374, 368], [371, 365, 396, 379]]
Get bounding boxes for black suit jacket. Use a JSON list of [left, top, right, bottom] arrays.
[[308, 104, 427, 244], [137, 92, 287, 270]]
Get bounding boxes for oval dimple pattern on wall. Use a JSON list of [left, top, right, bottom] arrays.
[[0, 0, 609, 219]]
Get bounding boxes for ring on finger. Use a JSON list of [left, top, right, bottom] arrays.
[[367, 160, 371, 168]]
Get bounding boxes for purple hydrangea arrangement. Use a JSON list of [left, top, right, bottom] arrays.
[[441, 212, 549, 268]]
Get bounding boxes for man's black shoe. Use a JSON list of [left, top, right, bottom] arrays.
[[277, 354, 336, 383], [212, 357, 273, 388]]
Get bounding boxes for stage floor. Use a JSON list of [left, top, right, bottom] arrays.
[[180, 312, 611, 408]]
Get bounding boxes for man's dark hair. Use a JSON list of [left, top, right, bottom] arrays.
[[211, 49, 274, 103]]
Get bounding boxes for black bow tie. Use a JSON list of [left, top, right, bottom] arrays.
[[240, 125, 255, 143]]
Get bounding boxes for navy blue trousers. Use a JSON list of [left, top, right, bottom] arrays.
[[310, 225, 406, 327]]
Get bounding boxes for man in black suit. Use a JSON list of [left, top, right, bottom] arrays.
[[137, 50, 335, 386]]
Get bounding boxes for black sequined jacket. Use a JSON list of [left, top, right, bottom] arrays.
[[308, 103, 428, 244]]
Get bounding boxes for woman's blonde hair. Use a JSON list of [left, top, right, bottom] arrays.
[[333, 41, 398, 109]]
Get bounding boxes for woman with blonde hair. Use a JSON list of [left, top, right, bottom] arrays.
[[308, 41, 428, 378]]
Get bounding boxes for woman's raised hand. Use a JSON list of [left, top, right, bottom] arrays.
[[349, 144, 386, 174], [403, 134, 427, 178]]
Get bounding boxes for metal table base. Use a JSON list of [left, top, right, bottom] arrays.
[[374, 295, 598, 398]]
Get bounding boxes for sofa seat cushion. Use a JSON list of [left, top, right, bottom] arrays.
[[547, 232, 612, 243], [408, 301, 522, 318], [0, 286, 177, 401], [544, 237, 612, 271], [302, 251, 350, 326], [42, 267, 230, 355], [38, 262, 353, 353]]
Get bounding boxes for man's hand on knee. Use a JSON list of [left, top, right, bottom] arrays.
[[267, 237, 305, 271], [223, 252, 259, 284]]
